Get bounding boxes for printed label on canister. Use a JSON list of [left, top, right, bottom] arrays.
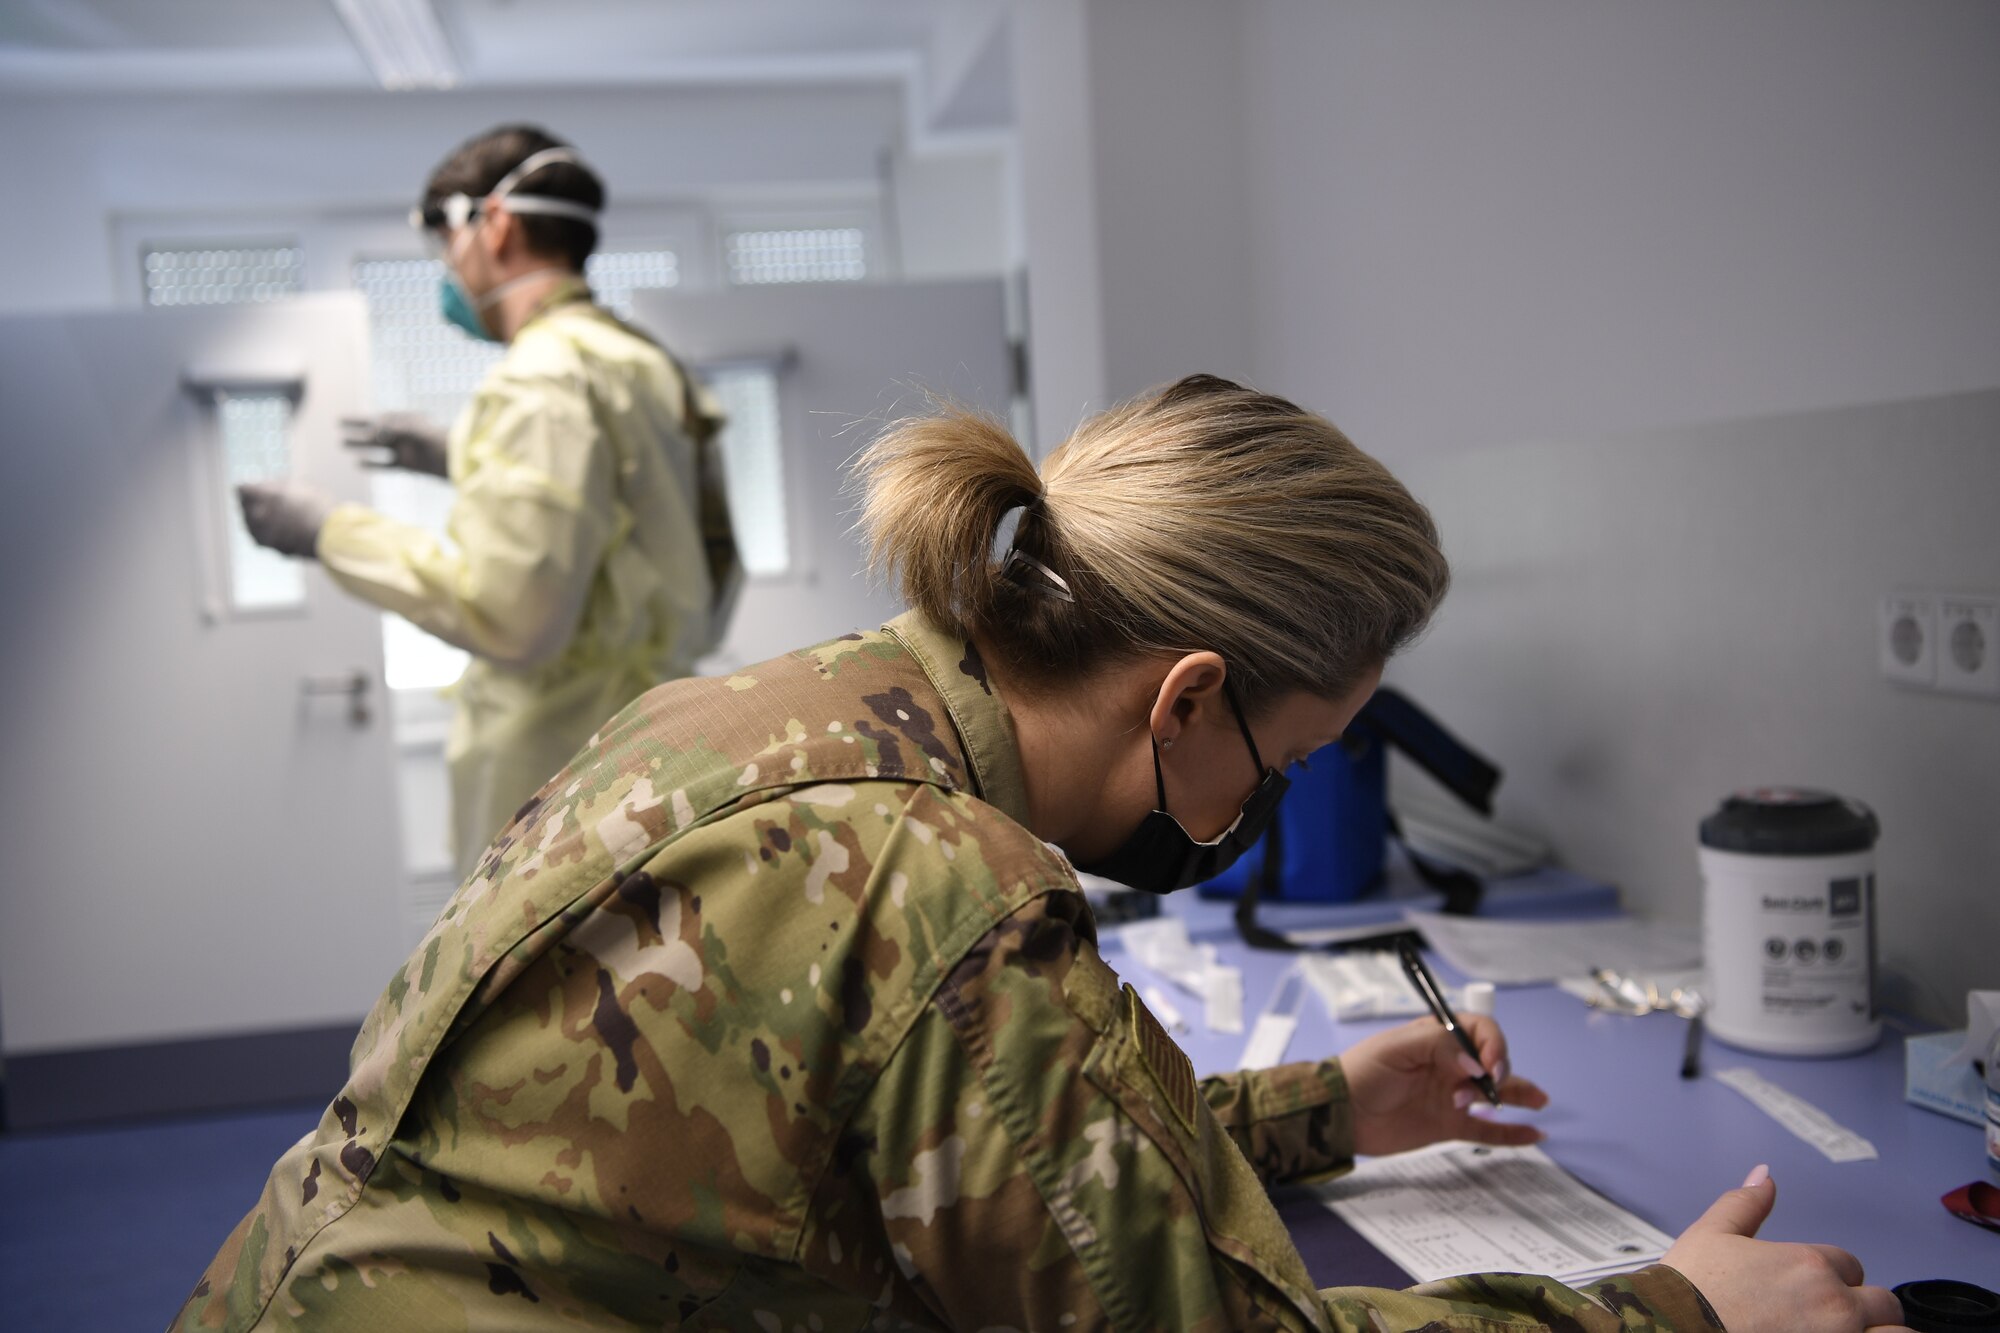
[[1700, 846, 1880, 1056], [1751, 873, 1872, 1018]]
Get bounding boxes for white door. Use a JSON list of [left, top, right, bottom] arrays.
[[0, 296, 406, 1083], [632, 278, 1014, 669]]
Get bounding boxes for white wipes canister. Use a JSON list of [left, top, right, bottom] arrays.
[[1699, 788, 1880, 1057]]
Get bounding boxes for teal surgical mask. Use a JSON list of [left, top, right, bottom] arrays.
[[439, 267, 494, 341], [437, 218, 498, 341], [439, 260, 569, 344]]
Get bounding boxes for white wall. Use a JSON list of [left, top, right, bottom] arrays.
[[1009, 0, 1107, 449], [0, 80, 992, 314], [1085, 0, 1254, 403], [1238, 0, 2000, 465], [892, 146, 1009, 281], [1009, 0, 1256, 443]]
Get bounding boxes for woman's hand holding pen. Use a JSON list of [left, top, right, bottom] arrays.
[[1340, 1014, 1549, 1156]]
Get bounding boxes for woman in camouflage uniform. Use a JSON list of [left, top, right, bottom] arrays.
[[179, 376, 1904, 1332]]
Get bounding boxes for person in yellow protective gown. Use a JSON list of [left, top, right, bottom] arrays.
[[239, 125, 740, 875]]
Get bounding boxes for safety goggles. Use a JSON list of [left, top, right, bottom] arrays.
[[408, 146, 602, 251]]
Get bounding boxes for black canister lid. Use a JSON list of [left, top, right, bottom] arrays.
[[1699, 787, 1878, 856], [1895, 1280, 2000, 1333]]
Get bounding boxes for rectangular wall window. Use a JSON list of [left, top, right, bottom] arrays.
[[702, 365, 790, 577], [217, 392, 307, 612], [724, 228, 867, 285], [143, 243, 303, 307], [352, 257, 504, 425], [585, 248, 679, 319], [349, 257, 490, 691]]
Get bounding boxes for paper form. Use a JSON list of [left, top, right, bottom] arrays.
[[1713, 1067, 1878, 1162], [1313, 1143, 1673, 1285], [1404, 910, 1701, 985]]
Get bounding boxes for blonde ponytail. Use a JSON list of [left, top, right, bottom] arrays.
[[854, 407, 1043, 633], [856, 375, 1449, 708]]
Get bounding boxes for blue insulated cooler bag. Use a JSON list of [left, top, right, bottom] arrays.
[[1200, 687, 1502, 946]]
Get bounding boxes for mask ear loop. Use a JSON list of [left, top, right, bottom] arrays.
[[1155, 670, 1262, 818], [1221, 676, 1270, 777]]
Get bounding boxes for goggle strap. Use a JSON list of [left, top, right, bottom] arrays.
[[489, 146, 580, 198], [491, 195, 601, 224], [410, 143, 602, 234]]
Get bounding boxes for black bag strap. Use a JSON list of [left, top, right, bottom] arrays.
[[1232, 794, 1298, 951], [1388, 812, 1485, 915], [1352, 686, 1498, 814]]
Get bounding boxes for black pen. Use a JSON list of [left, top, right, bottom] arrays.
[[1397, 937, 1502, 1107]]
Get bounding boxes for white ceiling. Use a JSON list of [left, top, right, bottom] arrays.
[[0, 0, 1011, 108]]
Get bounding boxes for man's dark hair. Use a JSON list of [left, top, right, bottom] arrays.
[[422, 124, 605, 270]]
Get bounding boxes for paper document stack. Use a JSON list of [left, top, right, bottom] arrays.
[[1314, 1142, 1673, 1285], [1404, 910, 1701, 986]]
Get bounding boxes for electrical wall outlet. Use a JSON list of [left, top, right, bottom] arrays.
[[1879, 592, 1936, 687], [1935, 595, 2000, 698]]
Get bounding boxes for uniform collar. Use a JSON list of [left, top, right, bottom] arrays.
[[514, 274, 595, 335], [883, 612, 1030, 827]]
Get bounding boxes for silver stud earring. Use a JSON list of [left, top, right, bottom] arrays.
[[1160, 737, 1174, 750]]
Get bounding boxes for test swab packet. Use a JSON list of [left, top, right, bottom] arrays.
[[1240, 966, 1307, 1069], [1298, 951, 1457, 1020]]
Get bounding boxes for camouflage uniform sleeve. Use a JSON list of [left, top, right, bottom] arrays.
[[1322, 1264, 1727, 1331], [798, 888, 1336, 1330], [1200, 1059, 1355, 1188]]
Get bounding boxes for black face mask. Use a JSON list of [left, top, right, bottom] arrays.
[[1077, 680, 1291, 895]]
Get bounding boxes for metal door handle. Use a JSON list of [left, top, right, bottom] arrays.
[[301, 669, 372, 728]]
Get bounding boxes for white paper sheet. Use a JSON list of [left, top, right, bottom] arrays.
[[1313, 1142, 1674, 1285], [1712, 1067, 1878, 1162], [1405, 910, 1701, 985]]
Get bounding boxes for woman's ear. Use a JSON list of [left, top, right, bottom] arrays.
[[1147, 652, 1228, 745]]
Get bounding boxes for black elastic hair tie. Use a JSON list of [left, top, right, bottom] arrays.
[[1000, 550, 1074, 603]]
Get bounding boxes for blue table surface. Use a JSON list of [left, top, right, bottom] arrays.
[[1103, 866, 1997, 1291]]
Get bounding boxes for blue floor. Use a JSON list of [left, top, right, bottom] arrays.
[[0, 1100, 322, 1331]]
